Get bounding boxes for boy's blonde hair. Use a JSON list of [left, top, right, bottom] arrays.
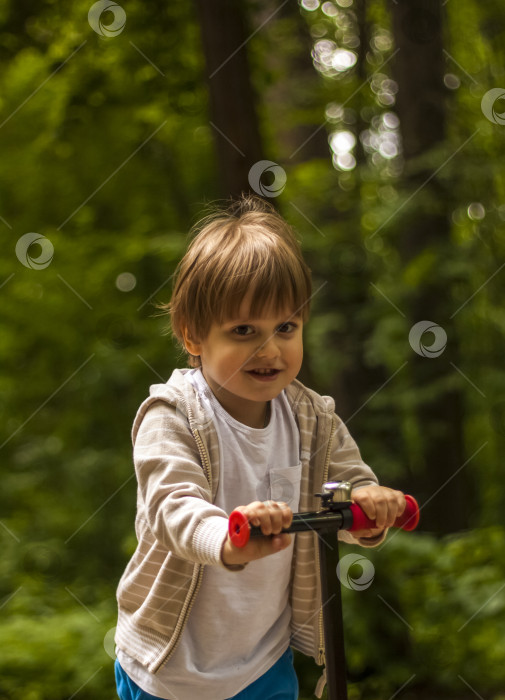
[[165, 195, 312, 367]]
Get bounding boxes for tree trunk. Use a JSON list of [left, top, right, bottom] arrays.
[[194, 0, 264, 198], [254, 0, 330, 163], [390, 0, 469, 533]]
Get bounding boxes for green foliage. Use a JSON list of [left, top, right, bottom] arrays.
[[338, 529, 505, 699], [0, 589, 116, 699]]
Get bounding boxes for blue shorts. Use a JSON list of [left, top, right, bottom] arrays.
[[115, 646, 299, 700]]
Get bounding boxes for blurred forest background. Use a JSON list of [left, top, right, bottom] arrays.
[[1, 0, 505, 698]]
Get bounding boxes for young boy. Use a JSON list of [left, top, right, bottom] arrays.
[[114, 195, 406, 700]]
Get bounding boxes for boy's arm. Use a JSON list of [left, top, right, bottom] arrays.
[[133, 401, 234, 569], [326, 414, 404, 547]]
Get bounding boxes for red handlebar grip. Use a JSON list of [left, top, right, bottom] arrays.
[[348, 494, 420, 532], [229, 510, 250, 547]]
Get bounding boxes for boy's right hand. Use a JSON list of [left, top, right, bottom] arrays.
[[221, 500, 293, 567]]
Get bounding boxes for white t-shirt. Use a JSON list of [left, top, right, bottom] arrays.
[[117, 369, 302, 700]]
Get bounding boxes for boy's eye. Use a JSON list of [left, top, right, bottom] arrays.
[[232, 325, 254, 336], [277, 322, 297, 333]]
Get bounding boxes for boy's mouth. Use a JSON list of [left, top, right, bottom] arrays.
[[247, 368, 281, 379]]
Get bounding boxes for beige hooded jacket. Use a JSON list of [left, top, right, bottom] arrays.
[[115, 369, 384, 691]]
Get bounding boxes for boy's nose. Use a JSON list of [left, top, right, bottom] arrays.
[[256, 337, 281, 359]]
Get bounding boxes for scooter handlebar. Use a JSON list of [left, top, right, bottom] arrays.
[[228, 494, 419, 548]]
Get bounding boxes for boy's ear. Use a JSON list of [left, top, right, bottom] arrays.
[[181, 325, 202, 357]]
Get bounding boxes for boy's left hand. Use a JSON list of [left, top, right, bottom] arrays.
[[351, 486, 406, 538]]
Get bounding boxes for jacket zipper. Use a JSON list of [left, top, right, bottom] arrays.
[[156, 400, 214, 669], [316, 414, 336, 666]]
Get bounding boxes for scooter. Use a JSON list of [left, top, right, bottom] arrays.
[[228, 481, 420, 700]]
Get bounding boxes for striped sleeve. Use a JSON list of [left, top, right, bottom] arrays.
[[133, 401, 231, 567]]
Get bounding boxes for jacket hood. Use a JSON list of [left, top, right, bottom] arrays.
[[132, 369, 213, 446]]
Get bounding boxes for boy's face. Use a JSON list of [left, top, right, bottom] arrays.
[[183, 292, 304, 428]]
